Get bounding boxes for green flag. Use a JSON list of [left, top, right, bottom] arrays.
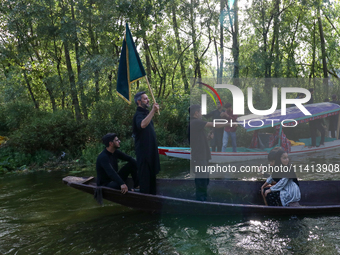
[[117, 23, 146, 103]]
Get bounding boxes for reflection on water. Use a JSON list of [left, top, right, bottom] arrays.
[[0, 158, 340, 254], [158, 216, 340, 254]]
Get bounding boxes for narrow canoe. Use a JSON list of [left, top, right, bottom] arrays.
[[63, 176, 340, 216]]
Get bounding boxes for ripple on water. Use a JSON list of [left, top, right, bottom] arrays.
[[1, 167, 340, 254]]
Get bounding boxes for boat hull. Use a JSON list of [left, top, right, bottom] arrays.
[[63, 176, 340, 216], [159, 139, 340, 163]]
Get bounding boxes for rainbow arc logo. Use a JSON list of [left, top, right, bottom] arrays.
[[197, 82, 223, 107]]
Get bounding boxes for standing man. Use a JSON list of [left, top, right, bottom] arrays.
[[221, 103, 238, 152], [133, 91, 160, 195], [96, 133, 139, 193], [307, 90, 325, 147], [329, 94, 340, 138], [189, 104, 229, 201], [205, 101, 224, 152], [307, 88, 314, 104]]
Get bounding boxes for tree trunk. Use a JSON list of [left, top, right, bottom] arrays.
[[88, 0, 100, 102], [94, 69, 100, 101], [172, 1, 189, 90], [45, 81, 56, 111], [23, 69, 39, 109], [309, 21, 316, 90], [71, 0, 88, 119], [310, 20, 316, 79], [260, 3, 271, 92], [190, 0, 201, 79], [318, 10, 327, 78], [64, 39, 82, 121], [214, 38, 219, 79], [143, 37, 152, 85], [56, 60, 65, 109], [53, 37, 65, 110], [108, 72, 113, 101], [232, 0, 239, 80], [218, 0, 224, 83], [318, 6, 328, 94], [272, 0, 280, 78]]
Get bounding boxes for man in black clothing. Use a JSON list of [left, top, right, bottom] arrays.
[[189, 104, 229, 201], [205, 101, 224, 152], [329, 94, 340, 138], [96, 133, 139, 193], [133, 91, 160, 195], [307, 88, 325, 147], [307, 88, 314, 104], [309, 119, 325, 147]]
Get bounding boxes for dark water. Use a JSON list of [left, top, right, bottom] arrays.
[[1, 156, 340, 255]]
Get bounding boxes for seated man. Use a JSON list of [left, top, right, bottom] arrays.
[[96, 133, 139, 193]]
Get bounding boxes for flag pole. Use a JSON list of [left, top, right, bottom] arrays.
[[145, 76, 160, 115]]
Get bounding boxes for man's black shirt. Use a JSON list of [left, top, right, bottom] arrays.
[[190, 118, 211, 162], [205, 109, 223, 120], [133, 106, 161, 175], [96, 149, 136, 186]]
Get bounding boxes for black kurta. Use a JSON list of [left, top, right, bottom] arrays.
[[329, 99, 340, 138], [190, 118, 211, 162], [189, 117, 211, 201], [96, 149, 138, 188], [133, 107, 161, 194], [205, 109, 224, 151]]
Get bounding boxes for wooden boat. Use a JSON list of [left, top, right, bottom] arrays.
[[63, 176, 340, 216], [159, 102, 340, 163], [159, 139, 340, 163]]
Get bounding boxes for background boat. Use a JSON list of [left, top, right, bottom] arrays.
[[159, 139, 340, 163], [159, 102, 340, 163]]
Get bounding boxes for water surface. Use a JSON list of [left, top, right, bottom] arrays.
[[0, 156, 340, 254]]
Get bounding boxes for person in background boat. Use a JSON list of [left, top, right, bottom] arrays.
[[189, 104, 229, 201], [324, 98, 330, 137], [329, 94, 340, 139], [309, 118, 326, 147], [133, 91, 160, 195], [96, 133, 139, 194], [264, 148, 301, 207], [296, 93, 304, 99], [221, 103, 237, 152], [205, 101, 224, 152], [307, 89, 325, 147], [307, 88, 314, 104]]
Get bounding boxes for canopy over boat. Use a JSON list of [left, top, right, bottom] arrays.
[[158, 102, 340, 162], [237, 102, 340, 131]]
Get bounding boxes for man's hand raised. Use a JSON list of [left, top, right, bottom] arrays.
[[152, 103, 160, 113]]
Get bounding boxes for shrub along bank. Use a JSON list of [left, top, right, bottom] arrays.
[[0, 95, 191, 173], [1, 94, 311, 174]]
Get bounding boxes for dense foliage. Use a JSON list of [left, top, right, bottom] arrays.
[[0, 0, 339, 171], [0, 93, 190, 172]]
